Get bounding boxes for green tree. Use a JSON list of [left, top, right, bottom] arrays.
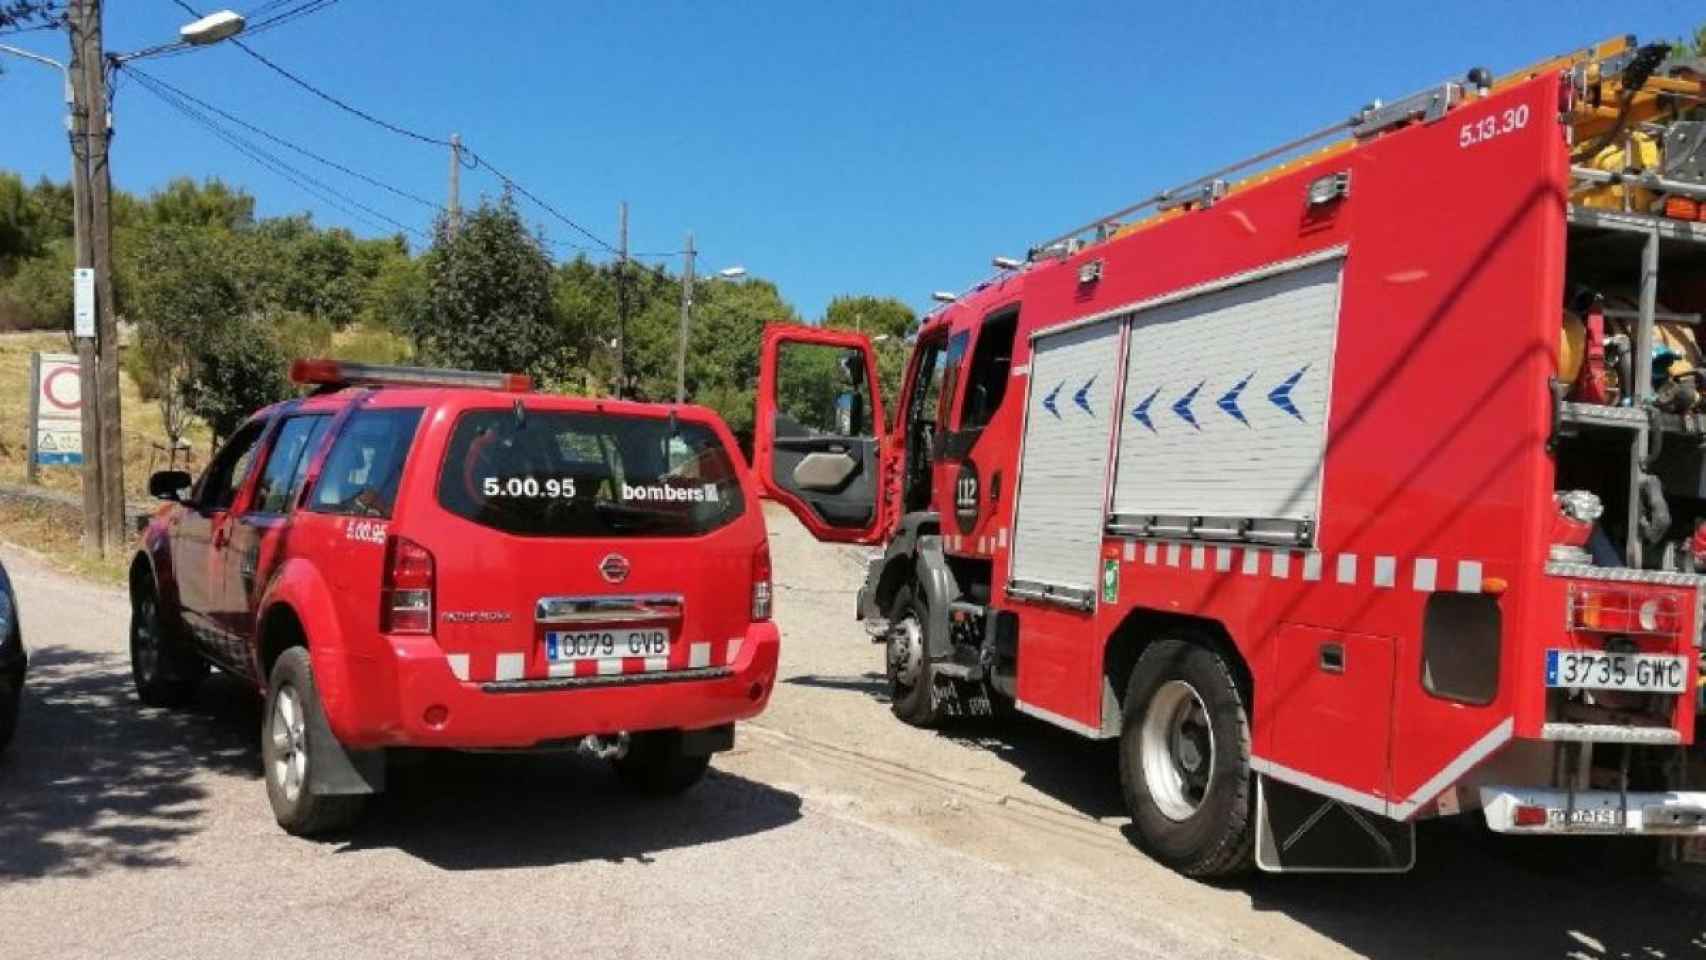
[[183, 323, 291, 445], [1673, 25, 1705, 58], [823, 294, 916, 409], [411, 193, 568, 382], [130, 226, 243, 444], [147, 177, 256, 231]]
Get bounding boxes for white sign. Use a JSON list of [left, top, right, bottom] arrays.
[[33, 353, 83, 466], [73, 268, 95, 338]]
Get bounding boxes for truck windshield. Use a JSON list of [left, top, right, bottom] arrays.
[[436, 409, 745, 537]]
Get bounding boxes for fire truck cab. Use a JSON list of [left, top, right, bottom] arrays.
[[756, 36, 1706, 875]]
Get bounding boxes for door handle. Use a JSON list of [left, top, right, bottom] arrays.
[[1319, 642, 1345, 674]]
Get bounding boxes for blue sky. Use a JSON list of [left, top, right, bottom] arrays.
[[2, 1, 1701, 321]]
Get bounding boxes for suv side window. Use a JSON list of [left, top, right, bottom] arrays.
[[308, 408, 424, 518], [196, 421, 267, 512], [251, 415, 332, 515]]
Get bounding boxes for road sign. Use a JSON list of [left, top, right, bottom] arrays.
[[28, 353, 83, 470], [73, 268, 95, 339]]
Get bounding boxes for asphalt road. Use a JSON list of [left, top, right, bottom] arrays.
[[1, 504, 1704, 959]]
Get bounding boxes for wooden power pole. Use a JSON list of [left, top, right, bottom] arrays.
[[67, 0, 114, 554], [616, 200, 628, 399], [447, 132, 461, 238], [675, 231, 694, 404]]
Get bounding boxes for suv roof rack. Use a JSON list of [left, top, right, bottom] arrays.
[[290, 358, 533, 393]]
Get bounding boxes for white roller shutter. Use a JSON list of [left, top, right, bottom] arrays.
[[1111, 257, 1342, 538], [1008, 317, 1124, 603]]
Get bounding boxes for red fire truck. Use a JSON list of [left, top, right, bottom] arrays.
[[755, 36, 1706, 874]]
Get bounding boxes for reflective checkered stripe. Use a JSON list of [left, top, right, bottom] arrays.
[[945, 528, 1012, 557], [1116, 539, 1486, 593], [441, 637, 746, 683]]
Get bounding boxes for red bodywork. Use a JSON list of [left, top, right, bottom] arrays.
[[757, 72, 1700, 819], [137, 388, 778, 751]]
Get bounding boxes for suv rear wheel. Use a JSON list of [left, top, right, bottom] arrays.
[[1118, 637, 1254, 877], [130, 581, 208, 708], [612, 730, 711, 794], [263, 647, 365, 836]]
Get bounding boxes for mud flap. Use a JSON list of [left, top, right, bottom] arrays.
[[1255, 775, 1414, 873], [304, 695, 385, 797]]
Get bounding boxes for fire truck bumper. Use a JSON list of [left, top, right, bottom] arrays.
[[1480, 787, 1706, 835]]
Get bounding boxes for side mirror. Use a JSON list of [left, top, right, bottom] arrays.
[[149, 469, 193, 502]]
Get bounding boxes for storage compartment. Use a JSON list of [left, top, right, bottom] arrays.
[[1554, 208, 1706, 572]]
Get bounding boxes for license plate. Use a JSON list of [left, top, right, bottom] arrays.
[[1544, 649, 1689, 694], [1545, 806, 1623, 830], [546, 629, 669, 662]]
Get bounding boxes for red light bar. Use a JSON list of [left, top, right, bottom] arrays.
[[289, 359, 532, 393]]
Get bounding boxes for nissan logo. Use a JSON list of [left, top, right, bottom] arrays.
[[599, 553, 630, 584]]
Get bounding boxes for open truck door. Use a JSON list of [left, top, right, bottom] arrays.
[[754, 324, 888, 544]]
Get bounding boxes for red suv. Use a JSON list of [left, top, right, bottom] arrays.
[[129, 360, 779, 835]]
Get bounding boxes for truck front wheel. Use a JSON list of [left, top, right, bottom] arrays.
[[885, 584, 942, 727], [130, 582, 207, 709], [1118, 637, 1254, 877]]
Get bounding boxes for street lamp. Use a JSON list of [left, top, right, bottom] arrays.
[[179, 10, 246, 45]]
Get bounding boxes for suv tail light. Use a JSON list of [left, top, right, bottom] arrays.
[[1567, 585, 1682, 638], [752, 540, 773, 622], [383, 536, 435, 634]]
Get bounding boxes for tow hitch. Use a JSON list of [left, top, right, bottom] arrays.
[[577, 733, 629, 760]]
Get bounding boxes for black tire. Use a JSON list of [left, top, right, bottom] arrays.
[[611, 730, 711, 795], [0, 671, 19, 754], [885, 584, 942, 727], [130, 580, 208, 709], [1118, 637, 1254, 878], [263, 647, 365, 836]]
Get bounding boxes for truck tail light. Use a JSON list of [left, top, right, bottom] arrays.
[[383, 536, 435, 634], [1567, 585, 1681, 638], [752, 540, 773, 622]]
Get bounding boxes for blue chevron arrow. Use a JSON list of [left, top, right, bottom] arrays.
[[1131, 387, 1160, 433], [1073, 375, 1097, 416], [1172, 380, 1205, 430], [1042, 381, 1063, 419], [1217, 372, 1254, 426], [1268, 366, 1309, 422]]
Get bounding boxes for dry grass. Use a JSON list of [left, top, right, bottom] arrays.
[[0, 500, 129, 585]]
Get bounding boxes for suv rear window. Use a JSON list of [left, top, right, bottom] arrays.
[[437, 409, 745, 537]]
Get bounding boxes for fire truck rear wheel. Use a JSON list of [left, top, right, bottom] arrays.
[[1118, 637, 1253, 877], [130, 580, 208, 709], [263, 647, 366, 836], [885, 584, 942, 727]]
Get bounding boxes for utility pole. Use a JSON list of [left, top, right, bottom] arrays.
[[447, 132, 461, 238], [66, 0, 108, 554], [615, 200, 628, 399], [675, 231, 695, 404], [81, 0, 124, 552]]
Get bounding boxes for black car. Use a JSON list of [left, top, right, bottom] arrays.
[[0, 560, 22, 753]]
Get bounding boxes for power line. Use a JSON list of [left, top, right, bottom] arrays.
[[145, 0, 621, 256], [461, 149, 618, 255], [121, 0, 340, 63], [125, 62, 442, 213], [122, 62, 429, 239]]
